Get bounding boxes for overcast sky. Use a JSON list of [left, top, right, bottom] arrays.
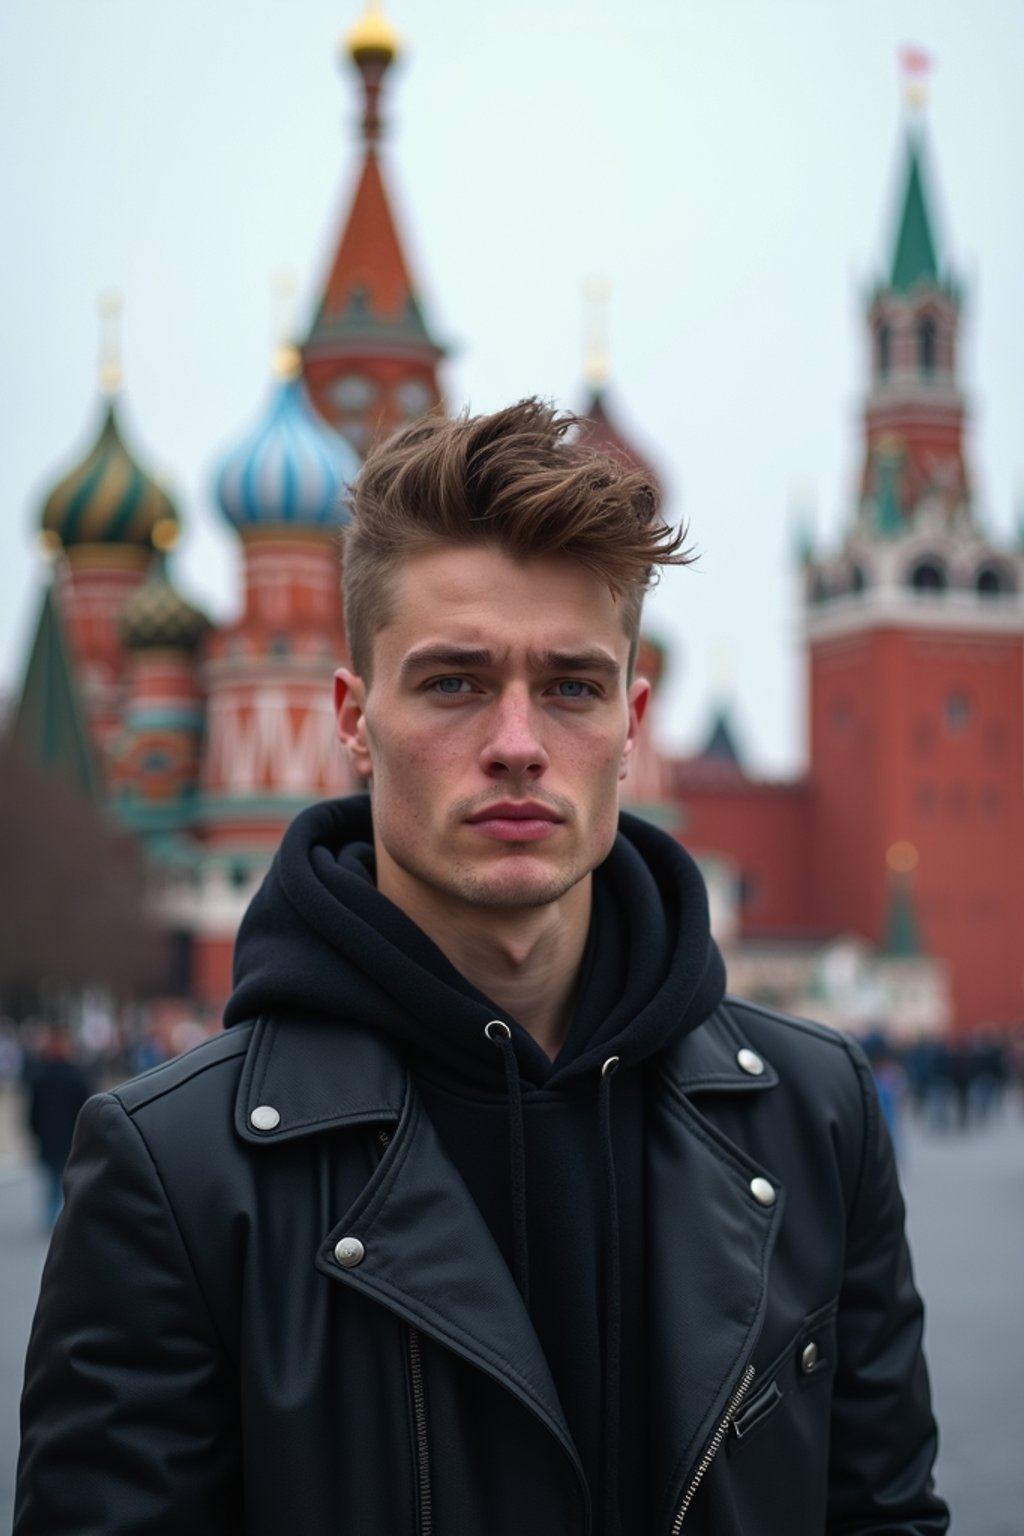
[[3, 0, 1022, 773]]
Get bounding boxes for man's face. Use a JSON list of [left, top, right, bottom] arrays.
[[335, 544, 649, 923]]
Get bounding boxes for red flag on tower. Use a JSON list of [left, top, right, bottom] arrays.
[[900, 46, 932, 76]]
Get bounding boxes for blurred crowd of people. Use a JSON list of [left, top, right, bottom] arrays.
[[862, 1027, 1024, 1163], [0, 1006, 219, 1230]]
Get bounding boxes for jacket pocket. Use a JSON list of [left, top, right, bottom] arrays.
[[731, 1300, 837, 1444]]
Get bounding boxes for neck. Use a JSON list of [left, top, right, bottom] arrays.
[[382, 878, 593, 1059]]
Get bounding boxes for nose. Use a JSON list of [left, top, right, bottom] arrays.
[[480, 687, 549, 780]]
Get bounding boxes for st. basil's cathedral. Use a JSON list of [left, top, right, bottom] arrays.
[[12, 5, 1024, 1037]]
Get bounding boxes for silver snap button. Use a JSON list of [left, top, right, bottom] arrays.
[[750, 1176, 776, 1207], [801, 1341, 819, 1373], [334, 1236, 366, 1269], [737, 1048, 765, 1076], [250, 1104, 281, 1132]]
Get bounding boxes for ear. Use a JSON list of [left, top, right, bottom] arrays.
[[620, 677, 652, 780], [334, 668, 373, 779]]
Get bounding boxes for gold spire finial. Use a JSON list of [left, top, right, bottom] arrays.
[[583, 275, 611, 391], [274, 343, 303, 382], [98, 290, 123, 395], [345, 0, 400, 67]]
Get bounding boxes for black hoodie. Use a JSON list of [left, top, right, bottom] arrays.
[[226, 794, 725, 1535]]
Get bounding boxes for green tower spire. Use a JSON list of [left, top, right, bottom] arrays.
[[881, 871, 923, 958], [12, 584, 99, 799], [890, 135, 940, 294]]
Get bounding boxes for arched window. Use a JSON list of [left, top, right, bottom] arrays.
[[876, 322, 892, 379], [908, 556, 948, 592], [917, 315, 937, 374], [975, 563, 1016, 597]]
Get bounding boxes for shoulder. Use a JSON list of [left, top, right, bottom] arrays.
[[672, 993, 871, 1105], [112, 1023, 254, 1119], [103, 1026, 257, 1182], [669, 996, 880, 1201], [721, 994, 871, 1091], [722, 994, 878, 1140]]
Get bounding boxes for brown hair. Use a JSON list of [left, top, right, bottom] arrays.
[[341, 397, 693, 677]]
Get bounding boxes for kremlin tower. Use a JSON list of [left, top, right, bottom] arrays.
[[677, 98, 1024, 1034], [801, 113, 1024, 1031]]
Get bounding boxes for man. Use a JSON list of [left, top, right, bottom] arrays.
[[17, 400, 948, 1534], [23, 1025, 91, 1229]]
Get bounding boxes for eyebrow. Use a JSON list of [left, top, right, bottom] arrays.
[[399, 644, 622, 681], [535, 649, 622, 679]]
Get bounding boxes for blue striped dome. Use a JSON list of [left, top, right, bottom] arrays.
[[214, 354, 359, 531]]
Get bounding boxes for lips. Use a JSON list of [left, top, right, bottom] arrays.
[[467, 802, 562, 824], [465, 802, 564, 842]]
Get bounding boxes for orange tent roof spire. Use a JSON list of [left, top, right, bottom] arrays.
[[304, 7, 442, 381]]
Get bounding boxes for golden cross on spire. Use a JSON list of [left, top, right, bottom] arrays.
[[271, 270, 302, 378], [98, 290, 123, 395]]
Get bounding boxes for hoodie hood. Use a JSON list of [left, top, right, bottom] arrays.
[[225, 794, 725, 1091]]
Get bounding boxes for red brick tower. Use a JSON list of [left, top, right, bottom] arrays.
[[803, 111, 1024, 1031], [302, 1, 445, 452]]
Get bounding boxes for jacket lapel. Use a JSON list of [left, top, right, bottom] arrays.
[[646, 1007, 784, 1529], [235, 1017, 577, 1469], [316, 1086, 578, 1463]]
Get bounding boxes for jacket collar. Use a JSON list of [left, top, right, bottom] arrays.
[[666, 1000, 780, 1094], [234, 1000, 778, 1146], [235, 1015, 406, 1145]]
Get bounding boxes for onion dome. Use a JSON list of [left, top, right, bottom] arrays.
[[120, 556, 210, 652], [40, 398, 180, 554], [214, 345, 360, 532]]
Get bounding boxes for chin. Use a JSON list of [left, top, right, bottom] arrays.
[[454, 864, 586, 912]]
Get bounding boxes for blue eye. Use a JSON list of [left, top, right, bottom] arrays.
[[554, 679, 596, 698], [434, 676, 470, 694]]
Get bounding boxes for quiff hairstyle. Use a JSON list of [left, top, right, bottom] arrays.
[[341, 397, 693, 678]]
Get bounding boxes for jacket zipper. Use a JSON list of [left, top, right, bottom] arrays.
[[670, 1365, 755, 1534], [408, 1325, 433, 1536], [376, 1131, 433, 1536]]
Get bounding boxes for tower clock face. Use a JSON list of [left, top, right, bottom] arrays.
[[330, 374, 376, 411], [394, 379, 432, 419]]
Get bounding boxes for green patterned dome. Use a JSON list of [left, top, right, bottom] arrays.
[[41, 399, 180, 553], [120, 557, 209, 652]]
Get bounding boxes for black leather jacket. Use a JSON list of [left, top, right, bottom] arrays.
[[16, 998, 948, 1535]]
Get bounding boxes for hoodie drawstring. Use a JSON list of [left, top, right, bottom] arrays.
[[599, 1055, 622, 1536], [485, 1021, 530, 1305]]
